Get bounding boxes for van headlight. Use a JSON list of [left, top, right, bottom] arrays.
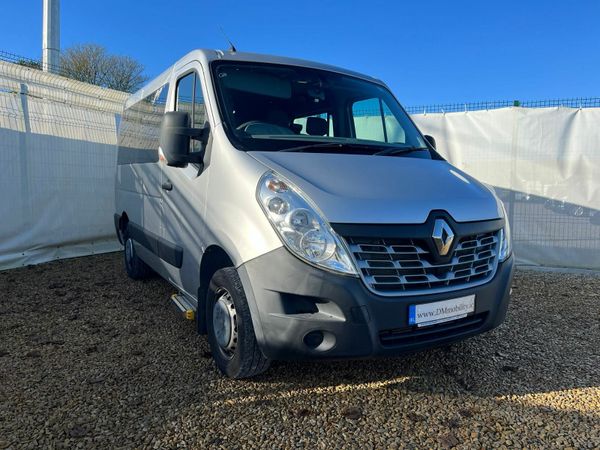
[[257, 172, 357, 275], [498, 202, 512, 262]]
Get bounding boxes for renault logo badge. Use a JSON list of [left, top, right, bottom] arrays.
[[432, 219, 454, 256]]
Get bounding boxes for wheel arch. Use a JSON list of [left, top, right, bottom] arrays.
[[197, 245, 235, 334]]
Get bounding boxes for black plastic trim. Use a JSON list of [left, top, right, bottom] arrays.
[[117, 147, 159, 165], [237, 246, 514, 360], [379, 312, 488, 346], [127, 221, 183, 268], [332, 213, 503, 239]]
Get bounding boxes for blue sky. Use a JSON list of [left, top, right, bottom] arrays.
[[2, 0, 599, 105]]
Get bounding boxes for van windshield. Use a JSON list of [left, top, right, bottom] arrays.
[[212, 61, 431, 156]]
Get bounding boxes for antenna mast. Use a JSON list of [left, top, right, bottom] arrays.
[[219, 26, 237, 53]]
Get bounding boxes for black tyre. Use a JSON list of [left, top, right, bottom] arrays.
[[206, 267, 270, 379], [123, 235, 153, 280]]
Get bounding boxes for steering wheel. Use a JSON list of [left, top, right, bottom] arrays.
[[236, 120, 293, 135]]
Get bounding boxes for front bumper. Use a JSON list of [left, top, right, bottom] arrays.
[[238, 247, 514, 360]]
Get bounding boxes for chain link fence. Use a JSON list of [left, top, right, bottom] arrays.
[[1, 49, 67, 78], [405, 98, 600, 114]]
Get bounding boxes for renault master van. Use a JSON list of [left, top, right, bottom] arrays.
[[114, 49, 514, 379]]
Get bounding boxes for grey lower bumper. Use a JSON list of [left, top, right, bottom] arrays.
[[238, 247, 514, 360]]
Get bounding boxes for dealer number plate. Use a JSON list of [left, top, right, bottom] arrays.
[[408, 295, 475, 327]]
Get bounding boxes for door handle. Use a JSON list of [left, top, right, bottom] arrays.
[[161, 181, 173, 191]]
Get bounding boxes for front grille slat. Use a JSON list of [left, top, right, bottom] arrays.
[[345, 230, 500, 296]]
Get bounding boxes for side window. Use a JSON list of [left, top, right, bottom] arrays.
[[154, 84, 169, 111], [351, 98, 406, 144], [352, 98, 385, 142], [192, 75, 206, 128], [175, 73, 194, 117], [382, 102, 405, 144], [175, 71, 206, 153], [118, 83, 169, 154]]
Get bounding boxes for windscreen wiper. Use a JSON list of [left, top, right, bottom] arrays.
[[373, 146, 429, 156], [280, 142, 390, 153]]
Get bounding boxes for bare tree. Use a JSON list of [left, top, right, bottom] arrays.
[[16, 59, 42, 70], [60, 44, 147, 92], [103, 55, 147, 93], [60, 44, 108, 85]]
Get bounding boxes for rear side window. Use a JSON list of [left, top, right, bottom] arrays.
[[118, 83, 169, 153], [176, 71, 206, 152], [352, 97, 406, 144]]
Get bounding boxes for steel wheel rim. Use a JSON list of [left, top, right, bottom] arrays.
[[212, 289, 238, 358]]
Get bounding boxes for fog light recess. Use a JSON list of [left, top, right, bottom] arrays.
[[303, 330, 324, 349], [303, 330, 336, 352]]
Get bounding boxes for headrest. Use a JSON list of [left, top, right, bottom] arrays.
[[306, 117, 328, 136]]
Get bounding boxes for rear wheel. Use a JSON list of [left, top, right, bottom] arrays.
[[123, 235, 153, 280], [206, 268, 270, 379]]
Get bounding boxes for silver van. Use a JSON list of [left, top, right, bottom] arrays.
[[114, 49, 514, 378]]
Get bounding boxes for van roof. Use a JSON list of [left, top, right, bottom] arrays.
[[203, 49, 380, 82], [125, 48, 384, 108]]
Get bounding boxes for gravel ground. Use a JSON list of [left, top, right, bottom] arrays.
[[0, 253, 599, 449]]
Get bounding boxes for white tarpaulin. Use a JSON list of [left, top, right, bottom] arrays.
[[0, 61, 128, 269], [412, 107, 600, 270]]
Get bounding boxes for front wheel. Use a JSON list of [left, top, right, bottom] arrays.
[[123, 236, 153, 280], [206, 268, 270, 379]]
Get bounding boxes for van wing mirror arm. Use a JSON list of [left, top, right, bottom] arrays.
[[185, 151, 204, 164], [169, 125, 208, 139], [185, 124, 210, 169], [169, 123, 209, 163], [189, 122, 211, 151]]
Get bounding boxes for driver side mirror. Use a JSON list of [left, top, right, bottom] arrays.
[[424, 135, 436, 150], [159, 111, 210, 168]]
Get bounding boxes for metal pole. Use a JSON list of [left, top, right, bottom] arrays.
[[42, 0, 60, 73]]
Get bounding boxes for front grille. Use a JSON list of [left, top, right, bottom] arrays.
[[379, 313, 488, 346], [345, 230, 500, 296]]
